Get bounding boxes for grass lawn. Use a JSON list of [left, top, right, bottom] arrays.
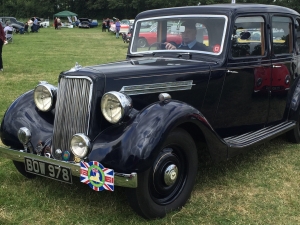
[[1, 26, 300, 225]]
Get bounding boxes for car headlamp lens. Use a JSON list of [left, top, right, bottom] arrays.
[[101, 91, 132, 124], [70, 134, 90, 159], [34, 83, 57, 112]]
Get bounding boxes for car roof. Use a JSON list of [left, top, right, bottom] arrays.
[[0, 17, 17, 19], [135, 4, 299, 20]]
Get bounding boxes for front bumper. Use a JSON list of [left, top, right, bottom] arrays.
[[0, 145, 137, 188]]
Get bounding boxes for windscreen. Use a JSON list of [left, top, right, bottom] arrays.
[[130, 15, 228, 56]]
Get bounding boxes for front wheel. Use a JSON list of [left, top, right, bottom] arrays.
[[137, 38, 147, 48], [127, 128, 198, 219]]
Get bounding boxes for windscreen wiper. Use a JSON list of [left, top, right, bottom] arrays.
[[127, 52, 155, 58]]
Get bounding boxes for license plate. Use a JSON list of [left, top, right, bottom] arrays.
[[24, 157, 72, 184]]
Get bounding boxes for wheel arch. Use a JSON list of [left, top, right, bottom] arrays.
[[0, 90, 54, 148], [177, 122, 212, 164], [89, 100, 228, 173]]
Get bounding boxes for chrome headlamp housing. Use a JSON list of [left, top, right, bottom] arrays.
[[101, 91, 132, 124], [33, 81, 57, 112], [70, 134, 91, 159], [17, 127, 31, 145]]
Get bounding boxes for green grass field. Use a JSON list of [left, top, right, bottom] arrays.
[[0, 27, 300, 225]]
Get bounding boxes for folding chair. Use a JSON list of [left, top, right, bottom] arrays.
[[5, 30, 13, 43]]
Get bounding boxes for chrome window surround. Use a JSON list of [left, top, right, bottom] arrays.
[[130, 14, 228, 56]]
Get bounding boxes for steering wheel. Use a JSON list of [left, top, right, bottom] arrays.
[[148, 42, 166, 50]]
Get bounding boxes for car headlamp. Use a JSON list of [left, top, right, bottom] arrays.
[[70, 134, 90, 159], [101, 91, 132, 124], [33, 82, 57, 112], [17, 127, 31, 145]]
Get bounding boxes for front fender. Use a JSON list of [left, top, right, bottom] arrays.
[[0, 90, 54, 148], [88, 100, 227, 173]]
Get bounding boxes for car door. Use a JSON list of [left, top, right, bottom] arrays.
[[268, 15, 297, 123], [214, 15, 271, 137], [297, 18, 300, 77]]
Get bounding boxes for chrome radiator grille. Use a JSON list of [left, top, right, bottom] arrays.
[[52, 77, 92, 157]]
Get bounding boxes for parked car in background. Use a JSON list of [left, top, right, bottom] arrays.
[[1, 3, 300, 220], [129, 25, 183, 48], [0, 17, 24, 27], [77, 18, 98, 28], [39, 19, 50, 28], [0, 17, 24, 32], [120, 19, 130, 25], [60, 22, 73, 28], [90, 19, 98, 28], [77, 18, 89, 28]]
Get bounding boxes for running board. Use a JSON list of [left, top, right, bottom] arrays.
[[224, 121, 296, 147]]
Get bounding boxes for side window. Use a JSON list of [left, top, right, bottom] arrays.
[[272, 16, 293, 55], [231, 16, 265, 58]]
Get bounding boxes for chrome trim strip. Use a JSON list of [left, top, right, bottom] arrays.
[[120, 80, 194, 95], [0, 146, 138, 188]]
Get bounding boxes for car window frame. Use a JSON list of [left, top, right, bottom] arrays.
[[270, 14, 294, 56], [229, 14, 268, 60], [296, 17, 300, 54], [130, 14, 228, 56]]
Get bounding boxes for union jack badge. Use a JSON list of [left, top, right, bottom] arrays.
[[80, 161, 114, 191]]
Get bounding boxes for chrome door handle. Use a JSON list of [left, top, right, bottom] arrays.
[[272, 65, 282, 68], [227, 70, 238, 74]]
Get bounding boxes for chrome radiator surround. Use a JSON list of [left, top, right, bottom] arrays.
[[52, 76, 93, 159]]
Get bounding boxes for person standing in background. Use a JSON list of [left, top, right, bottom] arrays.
[[57, 17, 61, 29], [3, 22, 13, 41], [0, 23, 6, 71], [106, 18, 110, 32], [102, 18, 106, 32], [54, 17, 58, 29], [115, 19, 121, 38], [33, 17, 39, 32]]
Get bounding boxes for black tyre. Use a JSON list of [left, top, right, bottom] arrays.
[[127, 128, 198, 219], [138, 38, 147, 48], [286, 110, 300, 143], [13, 161, 36, 179], [287, 124, 300, 143]]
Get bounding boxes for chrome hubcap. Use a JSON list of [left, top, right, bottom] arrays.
[[164, 164, 178, 186]]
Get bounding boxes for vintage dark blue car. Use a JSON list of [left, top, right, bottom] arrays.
[[1, 3, 300, 219], [77, 18, 98, 28]]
